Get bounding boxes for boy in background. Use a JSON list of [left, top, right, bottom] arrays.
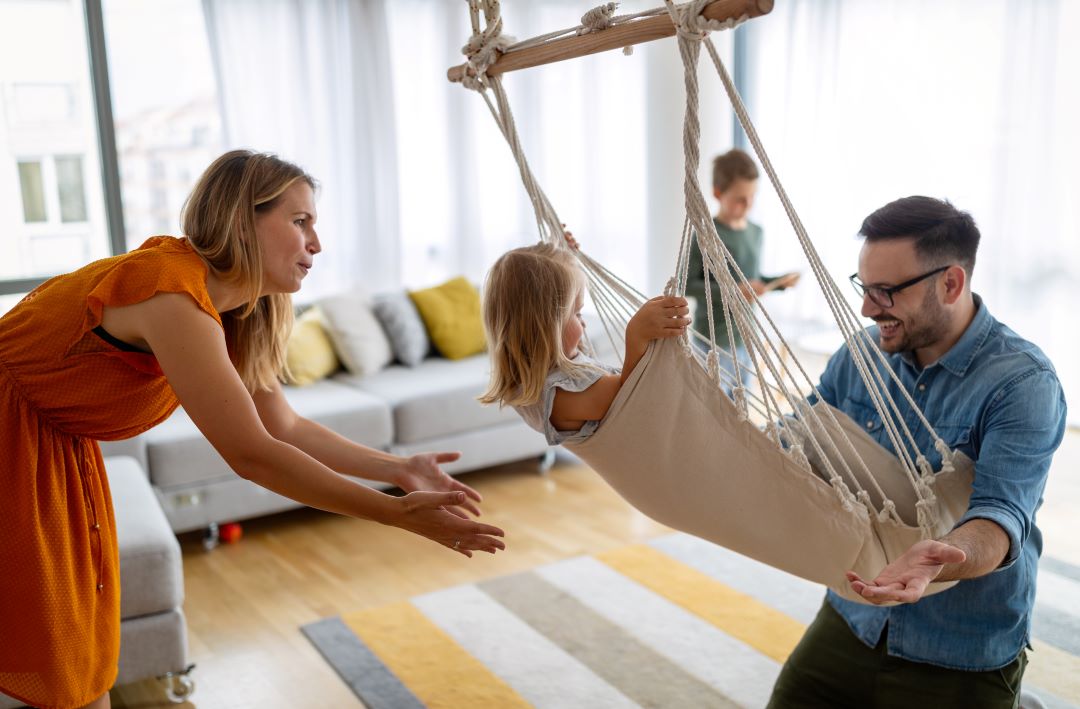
[[686, 148, 799, 393]]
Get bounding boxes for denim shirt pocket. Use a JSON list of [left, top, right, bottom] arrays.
[[931, 423, 974, 465], [842, 398, 890, 448]]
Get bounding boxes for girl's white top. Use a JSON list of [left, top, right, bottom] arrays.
[[512, 353, 619, 445]]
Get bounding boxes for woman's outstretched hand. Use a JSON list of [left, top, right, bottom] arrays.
[[394, 451, 482, 517], [390, 491, 506, 557]]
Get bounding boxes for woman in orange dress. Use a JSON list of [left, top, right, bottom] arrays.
[[0, 150, 505, 709]]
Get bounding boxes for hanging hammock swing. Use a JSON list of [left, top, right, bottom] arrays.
[[450, 0, 974, 605]]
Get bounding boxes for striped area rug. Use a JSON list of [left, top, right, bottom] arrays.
[[302, 534, 1080, 708]]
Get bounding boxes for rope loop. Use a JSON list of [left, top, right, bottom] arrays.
[[834, 481, 857, 512], [915, 454, 935, 479], [935, 438, 956, 474], [915, 498, 936, 536], [733, 386, 749, 421], [579, 3, 619, 34], [789, 442, 811, 471], [706, 348, 721, 386], [663, 0, 708, 42], [664, 0, 749, 41], [878, 498, 899, 524], [461, 3, 515, 92]]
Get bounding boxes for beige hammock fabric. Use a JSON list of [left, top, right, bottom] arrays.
[[566, 338, 974, 603], [459, 0, 976, 604]]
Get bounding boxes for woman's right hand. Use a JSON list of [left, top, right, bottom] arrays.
[[390, 491, 506, 557]]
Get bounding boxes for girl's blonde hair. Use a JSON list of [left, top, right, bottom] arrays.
[[181, 149, 316, 393], [480, 243, 586, 407]]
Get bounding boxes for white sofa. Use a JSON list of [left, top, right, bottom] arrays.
[[100, 351, 550, 534]]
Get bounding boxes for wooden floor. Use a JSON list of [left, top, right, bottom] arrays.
[[112, 431, 1080, 708], [110, 455, 670, 707]]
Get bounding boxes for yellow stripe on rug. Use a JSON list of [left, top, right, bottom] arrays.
[[1028, 639, 1080, 704], [342, 601, 531, 709], [598, 543, 805, 663]]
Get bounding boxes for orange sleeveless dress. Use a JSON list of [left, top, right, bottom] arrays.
[[0, 236, 221, 708]]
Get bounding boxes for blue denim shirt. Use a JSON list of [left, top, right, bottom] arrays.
[[814, 295, 1066, 671]]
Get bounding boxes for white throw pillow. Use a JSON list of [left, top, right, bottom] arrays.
[[318, 290, 394, 376]]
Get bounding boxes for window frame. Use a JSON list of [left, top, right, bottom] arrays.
[[0, 0, 126, 297]]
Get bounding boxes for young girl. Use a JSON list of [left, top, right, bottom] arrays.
[[481, 242, 690, 445]]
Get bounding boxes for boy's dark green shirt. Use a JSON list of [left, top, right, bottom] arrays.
[[686, 218, 779, 347]]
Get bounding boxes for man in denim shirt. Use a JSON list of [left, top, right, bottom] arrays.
[[767, 197, 1067, 708]]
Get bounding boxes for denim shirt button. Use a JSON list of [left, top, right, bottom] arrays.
[[918, 383, 926, 391], [866, 421, 874, 429]]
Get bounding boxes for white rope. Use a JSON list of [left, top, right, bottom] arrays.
[[458, 0, 953, 526]]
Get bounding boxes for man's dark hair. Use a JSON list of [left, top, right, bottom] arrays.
[[712, 149, 759, 192], [859, 196, 980, 276]]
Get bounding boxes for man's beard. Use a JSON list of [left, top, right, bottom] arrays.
[[875, 287, 949, 354]]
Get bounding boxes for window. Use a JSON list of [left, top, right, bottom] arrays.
[[0, 293, 29, 318], [745, 0, 1080, 422], [0, 0, 110, 283], [18, 161, 47, 223], [102, 0, 223, 248], [56, 155, 88, 222]]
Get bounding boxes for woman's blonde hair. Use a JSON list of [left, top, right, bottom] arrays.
[[181, 149, 316, 393], [480, 243, 587, 407]]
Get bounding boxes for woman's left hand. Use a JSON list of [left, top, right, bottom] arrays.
[[394, 452, 483, 517]]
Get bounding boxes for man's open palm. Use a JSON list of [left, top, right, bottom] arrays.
[[846, 539, 967, 605]]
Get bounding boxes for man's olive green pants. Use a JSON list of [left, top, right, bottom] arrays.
[[766, 601, 1027, 709]]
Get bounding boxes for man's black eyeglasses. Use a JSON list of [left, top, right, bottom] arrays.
[[849, 265, 950, 308]]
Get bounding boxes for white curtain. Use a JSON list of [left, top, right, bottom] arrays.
[[202, 0, 400, 300], [385, 0, 735, 294], [742, 0, 1080, 419]]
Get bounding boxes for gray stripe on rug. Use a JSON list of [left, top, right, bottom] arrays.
[[1032, 604, 1080, 657], [1042, 557, 1080, 584], [480, 570, 740, 709], [301, 616, 425, 709]]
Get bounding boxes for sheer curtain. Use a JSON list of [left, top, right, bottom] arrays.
[[386, 0, 735, 295], [743, 0, 1080, 419], [202, 0, 400, 300], [201, 0, 737, 302]]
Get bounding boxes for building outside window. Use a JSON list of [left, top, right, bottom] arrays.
[[0, 0, 109, 284]]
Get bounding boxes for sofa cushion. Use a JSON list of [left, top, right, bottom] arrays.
[[107, 456, 183, 619], [372, 291, 430, 367], [284, 306, 340, 385], [319, 290, 394, 376], [334, 354, 521, 445], [143, 380, 393, 489], [408, 276, 486, 360]]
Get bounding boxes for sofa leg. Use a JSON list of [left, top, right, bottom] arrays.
[[160, 663, 196, 703], [202, 522, 220, 551], [538, 448, 556, 474]]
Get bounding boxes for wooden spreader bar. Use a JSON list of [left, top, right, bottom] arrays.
[[447, 0, 773, 83]]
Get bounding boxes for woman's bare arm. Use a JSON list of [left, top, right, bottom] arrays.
[[125, 293, 503, 555], [252, 384, 484, 516]]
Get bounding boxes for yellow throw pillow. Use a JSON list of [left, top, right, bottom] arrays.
[[284, 307, 341, 385], [408, 276, 486, 360]]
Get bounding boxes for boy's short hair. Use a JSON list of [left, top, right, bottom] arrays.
[[712, 149, 759, 192]]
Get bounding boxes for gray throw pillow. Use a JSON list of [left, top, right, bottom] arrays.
[[372, 292, 430, 367]]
